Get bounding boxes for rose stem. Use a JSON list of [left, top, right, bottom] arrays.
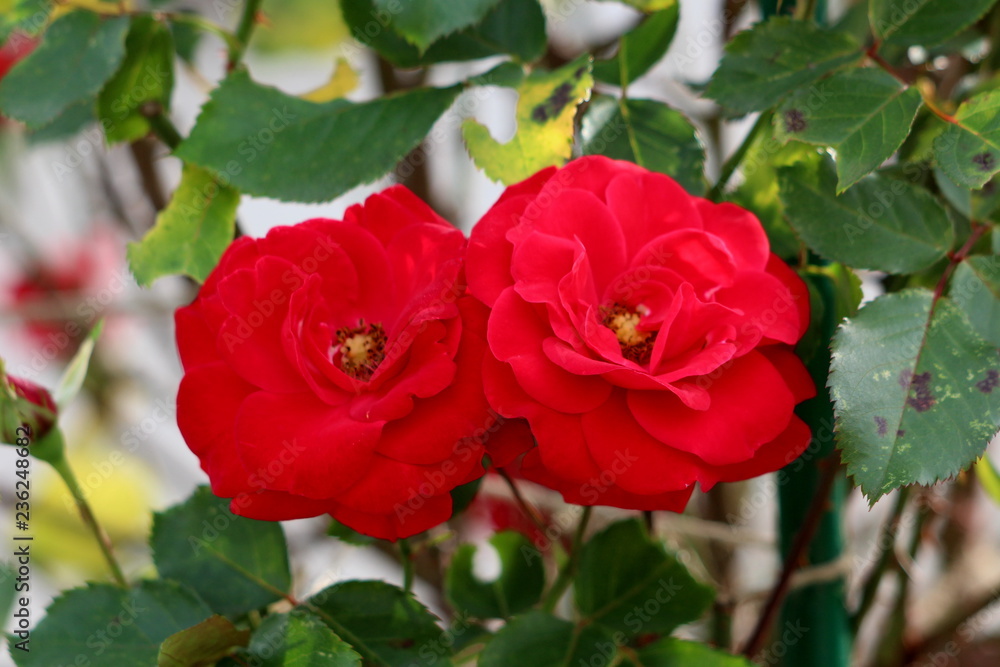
[[707, 110, 774, 203], [541, 506, 592, 613], [399, 538, 415, 593], [740, 458, 839, 658], [227, 0, 263, 71], [50, 453, 128, 588], [850, 487, 911, 633], [498, 469, 549, 536]]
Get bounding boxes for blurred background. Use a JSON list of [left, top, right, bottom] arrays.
[[3, 0, 1000, 665]]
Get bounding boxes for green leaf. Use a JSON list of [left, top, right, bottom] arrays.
[[593, 5, 679, 87], [341, 0, 546, 67], [951, 256, 1000, 346], [933, 168, 1000, 222], [705, 18, 862, 115], [53, 319, 103, 410], [0, 0, 51, 44], [777, 156, 954, 273], [245, 610, 362, 667], [98, 15, 174, 144], [445, 531, 545, 620], [830, 289, 1000, 503], [581, 95, 705, 195], [637, 638, 753, 666], [11, 581, 211, 667], [27, 97, 95, 144], [575, 519, 713, 636], [0, 11, 129, 128], [479, 611, 618, 667], [158, 615, 250, 667], [307, 580, 449, 666], [934, 90, 1000, 189], [150, 486, 292, 617], [175, 70, 459, 203], [975, 455, 1000, 506], [127, 165, 239, 286], [870, 0, 999, 49], [464, 56, 593, 184], [327, 519, 377, 546], [775, 68, 923, 192], [0, 563, 15, 623], [373, 0, 502, 51]]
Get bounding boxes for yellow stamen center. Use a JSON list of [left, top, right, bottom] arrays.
[[601, 304, 656, 365], [335, 321, 387, 381]]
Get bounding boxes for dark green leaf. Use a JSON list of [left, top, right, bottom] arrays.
[[150, 486, 292, 617], [445, 531, 544, 620], [831, 289, 1000, 503], [934, 168, 1000, 222], [341, 0, 546, 67], [169, 15, 201, 63], [0, 11, 129, 128], [479, 611, 618, 667], [934, 90, 1000, 189], [158, 615, 250, 667], [464, 56, 593, 184], [98, 15, 174, 144], [951, 256, 1000, 346], [575, 519, 713, 636], [245, 610, 362, 667], [175, 70, 459, 203], [870, 0, 999, 49], [638, 638, 753, 666], [373, 0, 501, 51], [450, 476, 483, 516], [705, 18, 861, 115], [26, 97, 94, 144], [777, 156, 954, 273], [327, 519, 377, 546], [127, 165, 239, 286], [307, 580, 449, 666], [581, 95, 704, 195], [775, 68, 922, 192], [11, 581, 211, 667], [593, 4, 679, 87]]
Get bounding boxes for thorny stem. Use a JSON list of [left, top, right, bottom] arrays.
[[851, 488, 911, 633], [542, 506, 592, 612], [139, 102, 183, 150], [498, 469, 549, 537], [741, 458, 840, 659], [866, 44, 958, 125], [400, 538, 415, 593], [228, 0, 263, 71]]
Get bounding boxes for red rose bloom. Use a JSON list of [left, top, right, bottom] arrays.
[[175, 186, 521, 540], [467, 156, 815, 511]]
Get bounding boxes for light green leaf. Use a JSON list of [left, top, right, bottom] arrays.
[[705, 18, 862, 115], [638, 638, 753, 666], [975, 455, 1000, 506], [246, 610, 362, 667], [0, 11, 129, 128], [98, 15, 175, 144], [0, 0, 51, 45], [830, 289, 1000, 503], [307, 580, 450, 666], [593, 4, 679, 87], [445, 531, 545, 620], [341, 0, 546, 67], [127, 165, 239, 287], [175, 70, 460, 203], [373, 0, 502, 51], [12, 581, 211, 667], [158, 615, 250, 667], [934, 90, 1000, 189], [53, 319, 103, 410], [581, 94, 705, 195], [870, 0, 999, 49], [775, 68, 923, 192], [150, 486, 292, 617], [575, 519, 713, 636], [463, 55, 593, 184], [479, 611, 617, 667], [595, 0, 675, 10], [951, 256, 1000, 347], [778, 156, 954, 273]]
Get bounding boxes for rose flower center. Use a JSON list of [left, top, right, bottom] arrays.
[[601, 303, 657, 365], [334, 320, 387, 381]]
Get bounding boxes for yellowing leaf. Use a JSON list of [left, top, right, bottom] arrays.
[[463, 55, 593, 184], [301, 58, 359, 102]]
